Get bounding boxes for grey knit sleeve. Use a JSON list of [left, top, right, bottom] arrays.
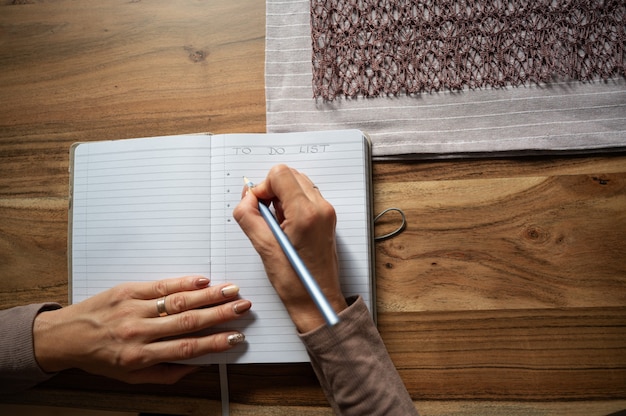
[[0, 303, 62, 393]]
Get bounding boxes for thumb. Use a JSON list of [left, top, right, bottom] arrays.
[[233, 188, 279, 254]]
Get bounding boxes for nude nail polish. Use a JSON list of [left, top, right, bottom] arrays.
[[221, 284, 239, 297], [227, 333, 245, 345], [195, 277, 210, 288], [233, 300, 252, 314]]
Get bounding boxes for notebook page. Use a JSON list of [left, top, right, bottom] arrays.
[[71, 135, 213, 302], [205, 129, 372, 364]]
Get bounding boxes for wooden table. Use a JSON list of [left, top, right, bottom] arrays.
[[1, 1, 625, 415]]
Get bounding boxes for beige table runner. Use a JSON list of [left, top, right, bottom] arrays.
[[265, 0, 626, 158]]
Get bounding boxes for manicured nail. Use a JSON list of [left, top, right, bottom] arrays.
[[227, 333, 245, 345], [233, 300, 252, 315], [195, 277, 210, 288], [221, 284, 239, 297]]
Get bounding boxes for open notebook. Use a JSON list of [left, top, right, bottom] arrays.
[[68, 129, 374, 364]]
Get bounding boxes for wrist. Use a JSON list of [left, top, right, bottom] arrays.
[[289, 296, 348, 333], [33, 308, 70, 373]]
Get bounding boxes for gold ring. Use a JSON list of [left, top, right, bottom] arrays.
[[156, 296, 168, 317]]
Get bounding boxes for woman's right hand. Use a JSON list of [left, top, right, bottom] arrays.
[[233, 164, 348, 333]]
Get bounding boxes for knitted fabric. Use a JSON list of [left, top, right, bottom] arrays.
[[310, 0, 626, 100]]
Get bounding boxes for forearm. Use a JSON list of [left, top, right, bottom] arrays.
[[300, 296, 418, 416], [0, 303, 61, 393]]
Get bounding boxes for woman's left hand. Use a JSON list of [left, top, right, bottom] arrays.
[[33, 275, 251, 384]]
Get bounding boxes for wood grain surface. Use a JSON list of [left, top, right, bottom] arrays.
[[1, 1, 625, 415]]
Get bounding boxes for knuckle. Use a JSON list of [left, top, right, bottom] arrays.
[[169, 293, 188, 314], [177, 338, 200, 360], [215, 304, 236, 323], [270, 163, 290, 177], [116, 346, 144, 369], [110, 284, 132, 302], [176, 311, 199, 333], [152, 280, 169, 297], [116, 323, 141, 341], [319, 200, 336, 222], [232, 203, 244, 222]]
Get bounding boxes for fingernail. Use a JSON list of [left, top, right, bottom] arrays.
[[227, 332, 245, 345], [221, 284, 239, 297], [195, 277, 210, 288], [233, 300, 252, 315]]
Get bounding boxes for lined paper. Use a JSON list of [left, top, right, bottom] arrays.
[[71, 135, 213, 300], [70, 130, 372, 364]]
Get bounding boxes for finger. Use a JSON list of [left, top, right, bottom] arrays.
[[147, 299, 252, 340], [233, 189, 283, 255], [261, 166, 335, 233], [278, 166, 322, 201], [125, 275, 211, 300], [269, 166, 328, 213], [276, 169, 325, 222], [249, 164, 305, 202], [140, 330, 247, 367], [250, 165, 314, 223], [155, 283, 242, 317]]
